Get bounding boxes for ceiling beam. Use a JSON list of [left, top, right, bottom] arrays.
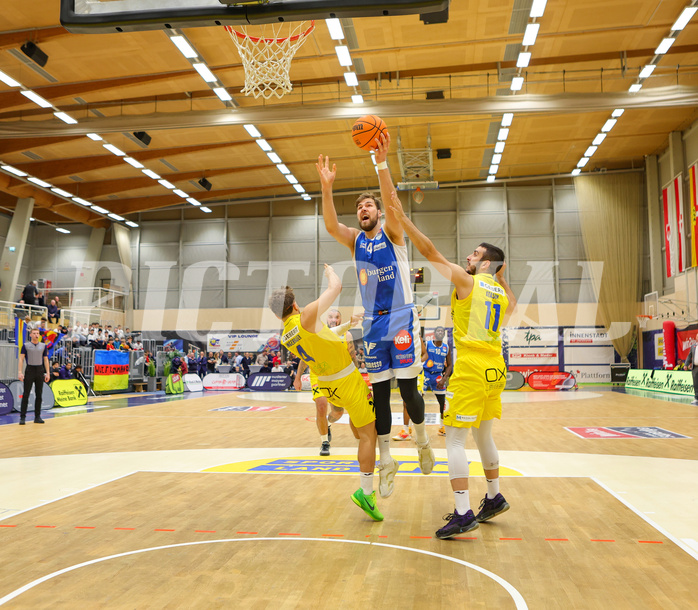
[[0, 135, 85, 156]]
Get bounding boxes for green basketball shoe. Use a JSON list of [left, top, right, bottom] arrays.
[[351, 489, 384, 521]]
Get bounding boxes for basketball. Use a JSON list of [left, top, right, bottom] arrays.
[[352, 115, 388, 151]]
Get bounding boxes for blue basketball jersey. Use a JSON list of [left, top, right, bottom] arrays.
[[424, 340, 449, 375], [354, 228, 413, 314]]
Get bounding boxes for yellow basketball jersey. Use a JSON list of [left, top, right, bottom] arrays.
[[282, 313, 352, 377], [451, 273, 508, 354]]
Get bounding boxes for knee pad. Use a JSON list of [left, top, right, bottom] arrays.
[[445, 426, 470, 480], [471, 420, 499, 470]]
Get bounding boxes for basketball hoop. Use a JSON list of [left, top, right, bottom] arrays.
[[225, 21, 315, 99], [637, 314, 652, 329], [412, 187, 424, 204]]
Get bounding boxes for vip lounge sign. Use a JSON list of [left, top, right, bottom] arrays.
[[625, 369, 694, 396]]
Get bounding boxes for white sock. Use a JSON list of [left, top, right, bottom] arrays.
[[360, 472, 373, 495], [378, 434, 392, 466], [413, 421, 428, 446], [321, 434, 329, 443], [486, 478, 500, 499], [454, 489, 470, 515]]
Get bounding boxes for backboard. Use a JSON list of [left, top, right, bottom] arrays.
[[60, 0, 450, 34]]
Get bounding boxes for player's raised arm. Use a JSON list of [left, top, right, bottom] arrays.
[[495, 262, 517, 316], [373, 132, 404, 246], [301, 264, 343, 333], [316, 155, 359, 251], [388, 191, 473, 298]]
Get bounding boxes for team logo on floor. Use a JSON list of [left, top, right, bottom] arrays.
[[566, 426, 689, 439], [202, 456, 523, 476], [210, 406, 286, 412]]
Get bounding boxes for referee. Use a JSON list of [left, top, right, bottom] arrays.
[[18, 328, 50, 425]]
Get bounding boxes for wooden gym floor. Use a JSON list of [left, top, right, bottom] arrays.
[[0, 388, 696, 608]]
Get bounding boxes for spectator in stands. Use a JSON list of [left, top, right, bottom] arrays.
[[21, 281, 38, 306], [47, 300, 59, 324], [284, 357, 297, 377], [240, 353, 251, 379], [14, 300, 29, 318], [187, 350, 197, 373], [54, 296, 62, 313], [234, 352, 243, 370], [272, 351, 282, 368], [227, 352, 234, 365], [74, 365, 87, 391], [37, 318, 48, 333], [106, 337, 116, 351], [105, 325, 114, 338], [207, 352, 217, 373], [132, 338, 143, 351], [119, 338, 132, 351], [37, 290, 46, 308], [116, 326, 125, 340], [217, 350, 228, 365], [50, 361, 61, 382], [197, 351, 208, 378], [59, 361, 74, 379]]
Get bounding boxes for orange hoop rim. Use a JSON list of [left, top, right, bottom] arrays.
[[637, 314, 652, 318], [225, 21, 315, 44]]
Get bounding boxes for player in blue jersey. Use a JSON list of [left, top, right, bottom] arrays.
[[317, 133, 435, 499], [424, 326, 452, 435]]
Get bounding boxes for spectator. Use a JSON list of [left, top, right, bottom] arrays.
[[105, 337, 116, 351], [47, 300, 60, 323], [197, 351, 208, 378], [240, 353, 251, 379], [37, 291, 46, 308], [37, 318, 48, 333], [272, 351, 282, 368], [218, 350, 228, 365], [74, 365, 88, 391], [50, 361, 61, 382], [187, 350, 197, 373], [207, 351, 216, 373], [14, 300, 29, 318], [21, 281, 38, 306], [54, 296, 62, 314], [119, 338, 132, 351], [59, 361, 74, 379], [116, 326, 125, 340], [132, 338, 143, 351]]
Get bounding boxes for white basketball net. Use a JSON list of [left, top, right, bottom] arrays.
[[226, 21, 314, 100]]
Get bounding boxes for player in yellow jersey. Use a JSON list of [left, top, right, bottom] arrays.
[[388, 192, 516, 539], [270, 264, 383, 521], [294, 308, 359, 455]]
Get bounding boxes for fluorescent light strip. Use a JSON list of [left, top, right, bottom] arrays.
[[192, 63, 217, 82], [335, 45, 352, 67], [72, 197, 91, 206], [530, 0, 547, 18], [293, 184, 305, 193], [601, 119, 617, 132], [286, 174, 299, 185], [489, 164, 499, 175], [213, 87, 232, 101], [1, 164, 27, 177], [498, 128, 509, 141], [86, 133, 103, 141], [20, 90, 52, 108], [487, 175, 496, 183], [277, 164, 290, 175], [125, 221, 139, 228], [256, 139, 272, 152], [302, 195, 312, 200], [571, 169, 582, 176], [108, 213, 125, 221], [517, 52, 531, 68], [267, 152, 282, 164], [592, 133, 607, 146], [344, 72, 358, 87], [103, 144, 125, 156], [54, 112, 78, 124], [522, 23, 540, 46], [173, 189, 189, 198], [584, 145, 598, 158], [611, 108, 625, 118], [577, 157, 590, 168], [28, 177, 51, 188], [124, 157, 144, 169], [671, 7, 697, 31], [326, 18, 344, 40], [494, 142, 505, 154], [169, 35, 198, 58], [56, 227, 71, 234], [629, 83, 643, 93], [639, 64, 656, 79], [186, 198, 201, 206], [510, 76, 524, 91], [492, 154, 502, 165], [142, 169, 161, 180], [50, 187, 73, 197], [158, 179, 176, 189], [655, 38, 675, 55], [501, 113, 514, 127], [351, 95, 364, 104], [200, 207, 212, 213], [0, 70, 20, 87], [90, 205, 108, 214], [244, 124, 261, 138]]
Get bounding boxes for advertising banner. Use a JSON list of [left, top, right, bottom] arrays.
[[182, 374, 204, 392], [9, 381, 54, 412], [203, 373, 246, 391], [675, 325, 698, 361], [93, 350, 130, 392], [527, 371, 576, 390], [563, 328, 611, 345], [564, 346, 615, 365], [503, 327, 558, 347], [508, 365, 558, 378], [206, 333, 280, 353], [504, 370, 525, 390], [690, 162, 698, 267], [247, 372, 293, 391], [508, 347, 559, 366], [0, 382, 14, 415], [50, 379, 88, 407], [564, 365, 611, 383], [625, 369, 694, 396]]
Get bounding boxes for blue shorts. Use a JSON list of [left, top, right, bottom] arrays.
[[362, 306, 423, 383], [423, 373, 446, 394]]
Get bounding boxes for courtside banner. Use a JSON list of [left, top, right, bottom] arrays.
[[508, 347, 559, 366], [0, 382, 13, 415], [503, 327, 558, 347], [676, 325, 698, 361], [93, 350, 130, 392], [50, 379, 88, 407], [504, 371, 525, 390], [247, 372, 293, 391], [203, 373, 246, 390], [625, 369, 694, 395], [183, 373, 204, 392], [563, 328, 611, 345], [690, 163, 698, 267], [527, 371, 576, 390]]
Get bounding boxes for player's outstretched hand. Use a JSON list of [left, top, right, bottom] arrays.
[[324, 263, 338, 280], [372, 131, 391, 163], [316, 155, 336, 188], [388, 189, 407, 224], [350, 312, 364, 326]]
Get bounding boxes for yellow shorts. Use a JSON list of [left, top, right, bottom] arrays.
[[443, 349, 506, 429], [315, 368, 375, 429]]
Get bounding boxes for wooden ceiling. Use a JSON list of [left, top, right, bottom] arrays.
[[1, 0, 697, 226]]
